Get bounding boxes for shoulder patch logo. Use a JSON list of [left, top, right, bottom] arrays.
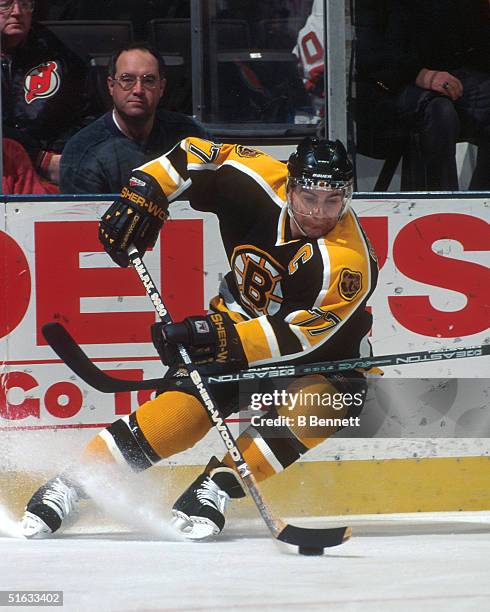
[[24, 61, 61, 104], [339, 268, 362, 301], [235, 145, 263, 158]]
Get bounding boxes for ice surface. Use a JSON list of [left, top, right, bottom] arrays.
[[1, 513, 490, 611], [0, 505, 23, 539]]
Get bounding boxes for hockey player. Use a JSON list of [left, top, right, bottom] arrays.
[[22, 137, 378, 540]]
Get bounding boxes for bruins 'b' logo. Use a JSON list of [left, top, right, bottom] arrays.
[[339, 268, 362, 301], [232, 246, 284, 316], [235, 145, 263, 158]]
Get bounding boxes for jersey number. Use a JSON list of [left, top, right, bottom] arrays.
[[297, 308, 341, 336], [189, 142, 222, 164]]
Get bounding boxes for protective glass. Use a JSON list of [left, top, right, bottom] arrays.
[[288, 179, 353, 220], [112, 74, 161, 91], [0, 0, 14, 11]]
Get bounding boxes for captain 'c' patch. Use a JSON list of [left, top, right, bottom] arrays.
[[338, 268, 362, 301]]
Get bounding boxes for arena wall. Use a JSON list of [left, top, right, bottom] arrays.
[[1, 194, 489, 517]]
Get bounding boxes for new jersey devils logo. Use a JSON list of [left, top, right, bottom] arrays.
[[24, 61, 61, 104]]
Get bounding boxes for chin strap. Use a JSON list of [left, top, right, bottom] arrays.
[[288, 209, 308, 237], [286, 197, 308, 237]]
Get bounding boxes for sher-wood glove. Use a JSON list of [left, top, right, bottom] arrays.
[[152, 313, 247, 371], [99, 171, 169, 267]]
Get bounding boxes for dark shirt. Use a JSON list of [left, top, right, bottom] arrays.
[[59, 110, 211, 194], [1, 23, 88, 161]]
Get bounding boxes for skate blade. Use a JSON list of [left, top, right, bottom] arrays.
[[181, 517, 220, 541], [21, 512, 53, 539], [170, 510, 220, 541], [170, 510, 192, 533]]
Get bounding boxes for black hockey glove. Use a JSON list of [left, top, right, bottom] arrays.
[[152, 313, 247, 372], [99, 171, 169, 267]]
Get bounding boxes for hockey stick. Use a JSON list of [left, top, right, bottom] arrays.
[[41, 321, 489, 394], [127, 245, 350, 554]]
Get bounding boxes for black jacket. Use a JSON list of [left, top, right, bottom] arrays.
[[1, 22, 88, 160]]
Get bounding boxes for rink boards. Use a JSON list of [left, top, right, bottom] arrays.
[[0, 194, 489, 515]]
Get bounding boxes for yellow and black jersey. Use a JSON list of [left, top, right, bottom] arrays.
[[138, 137, 378, 367]]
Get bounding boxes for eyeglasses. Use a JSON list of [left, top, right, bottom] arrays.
[[111, 74, 162, 91], [0, 0, 13, 12], [0, 0, 35, 11]]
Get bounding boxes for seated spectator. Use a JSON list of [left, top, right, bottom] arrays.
[[356, 0, 490, 190], [60, 42, 210, 194], [3, 137, 59, 194], [1, 0, 88, 184]]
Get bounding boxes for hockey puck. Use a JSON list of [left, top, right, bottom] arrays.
[[298, 546, 324, 556]]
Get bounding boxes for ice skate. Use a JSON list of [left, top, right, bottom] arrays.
[[171, 457, 245, 541], [21, 475, 87, 539]]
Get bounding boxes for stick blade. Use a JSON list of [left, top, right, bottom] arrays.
[[41, 322, 119, 392], [41, 323, 172, 393], [277, 524, 351, 549]]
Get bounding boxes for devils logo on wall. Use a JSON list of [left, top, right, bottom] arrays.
[[24, 61, 61, 104]]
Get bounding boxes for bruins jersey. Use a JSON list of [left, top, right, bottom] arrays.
[[138, 137, 378, 368]]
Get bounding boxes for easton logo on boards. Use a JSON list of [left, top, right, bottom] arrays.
[[24, 61, 61, 104]]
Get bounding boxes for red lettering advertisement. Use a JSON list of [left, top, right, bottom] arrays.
[[0, 197, 488, 430]]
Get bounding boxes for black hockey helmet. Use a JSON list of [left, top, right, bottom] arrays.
[[287, 137, 353, 189], [286, 138, 354, 235]]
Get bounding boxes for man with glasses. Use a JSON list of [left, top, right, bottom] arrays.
[[1, 0, 88, 185], [60, 42, 209, 194]]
